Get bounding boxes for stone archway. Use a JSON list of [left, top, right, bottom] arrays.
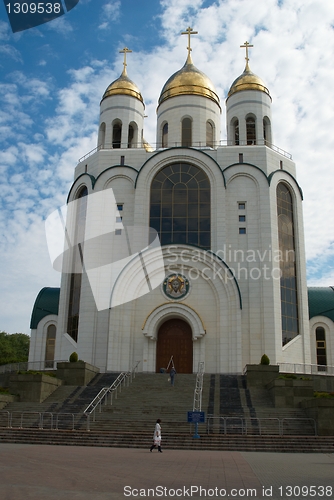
[[156, 318, 193, 374]]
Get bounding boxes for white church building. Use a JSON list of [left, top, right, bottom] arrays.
[[29, 31, 334, 374]]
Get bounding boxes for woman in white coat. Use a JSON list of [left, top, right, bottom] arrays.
[[150, 419, 162, 452]]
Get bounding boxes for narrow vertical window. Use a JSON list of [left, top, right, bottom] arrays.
[[182, 118, 192, 147], [128, 124, 134, 148], [316, 327, 327, 371], [45, 324, 56, 368], [233, 119, 239, 145], [246, 117, 256, 145], [112, 122, 122, 148], [162, 123, 168, 148], [98, 122, 106, 148], [277, 183, 299, 346], [67, 186, 88, 343], [206, 121, 214, 147]]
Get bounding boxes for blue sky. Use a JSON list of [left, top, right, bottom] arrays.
[[0, 0, 334, 335]]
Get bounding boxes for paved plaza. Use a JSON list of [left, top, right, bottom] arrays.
[[1, 443, 333, 500]]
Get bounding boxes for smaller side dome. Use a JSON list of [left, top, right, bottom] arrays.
[[228, 61, 271, 99], [101, 68, 144, 104]]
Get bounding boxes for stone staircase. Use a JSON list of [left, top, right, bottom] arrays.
[[0, 372, 332, 452]]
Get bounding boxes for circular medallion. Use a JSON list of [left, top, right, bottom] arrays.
[[162, 273, 190, 300]]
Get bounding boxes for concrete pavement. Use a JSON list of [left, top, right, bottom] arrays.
[[1, 443, 334, 500]]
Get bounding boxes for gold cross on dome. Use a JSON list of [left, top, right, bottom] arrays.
[[240, 41, 253, 63], [181, 27, 198, 57], [119, 47, 132, 72]]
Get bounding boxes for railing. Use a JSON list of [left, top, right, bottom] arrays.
[[193, 362, 205, 412], [279, 363, 334, 376], [83, 361, 140, 431], [0, 411, 75, 430], [78, 140, 292, 163], [206, 416, 317, 436], [0, 360, 68, 374]]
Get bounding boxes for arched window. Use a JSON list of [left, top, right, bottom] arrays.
[[277, 183, 299, 346], [45, 324, 56, 368], [112, 121, 122, 148], [233, 119, 239, 145], [150, 163, 210, 249], [316, 327, 327, 371], [263, 117, 271, 145], [206, 121, 214, 147], [246, 116, 256, 145], [128, 124, 134, 148], [162, 123, 168, 148], [67, 186, 88, 343], [98, 122, 106, 148], [182, 118, 192, 147]]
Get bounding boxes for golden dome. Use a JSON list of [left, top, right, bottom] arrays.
[[227, 62, 271, 99], [101, 67, 144, 104], [158, 54, 220, 108]]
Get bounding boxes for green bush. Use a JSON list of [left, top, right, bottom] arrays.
[[278, 374, 297, 380], [260, 354, 270, 365], [314, 391, 334, 399], [69, 352, 78, 363]]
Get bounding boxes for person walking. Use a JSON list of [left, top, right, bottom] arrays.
[[150, 419, 162, 452], [170, 366, 176, 386]]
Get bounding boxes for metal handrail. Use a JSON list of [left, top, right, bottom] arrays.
[[0, 359, 68, 374], [282, 417, 317, 436], [193, 362, 205, 411], [279, 363, 334, 376], [206, 416, 317, 436], [0, 411, 10, 428], [78, 139, 292, 163], [84, 361, 140, 431]]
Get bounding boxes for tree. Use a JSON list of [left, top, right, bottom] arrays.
[[0, 331, 30, 365]]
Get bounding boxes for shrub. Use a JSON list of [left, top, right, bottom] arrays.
[[69, 352, 78, 363], [260, 354, 270, 365]]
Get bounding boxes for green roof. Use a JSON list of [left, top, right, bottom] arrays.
[[308, 287, 334, 322], [30, 287, 60, 329]]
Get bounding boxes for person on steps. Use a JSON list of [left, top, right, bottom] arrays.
[[150, 419, 162, 452]]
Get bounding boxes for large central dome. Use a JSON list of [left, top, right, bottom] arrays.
[[158, 54, 220, 108]]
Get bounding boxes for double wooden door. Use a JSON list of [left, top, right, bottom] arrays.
[[156, 319, 193, 373]]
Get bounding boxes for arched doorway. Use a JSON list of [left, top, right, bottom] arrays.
[[156, 319, 193, 373]]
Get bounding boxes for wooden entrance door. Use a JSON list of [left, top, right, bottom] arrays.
[[156, 319, 193, 373]]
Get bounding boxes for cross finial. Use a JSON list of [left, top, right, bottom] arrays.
[[240, 41, 253, 65], [119, 47, 132, 75], [181, 27, 198, 58]]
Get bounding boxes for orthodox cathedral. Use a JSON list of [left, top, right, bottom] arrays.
[[29, 30, 334, 374]]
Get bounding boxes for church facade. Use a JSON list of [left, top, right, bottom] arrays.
[[29, 33, 334, 374]]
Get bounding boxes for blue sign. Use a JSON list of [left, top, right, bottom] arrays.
[[187, 411, 205, 423]]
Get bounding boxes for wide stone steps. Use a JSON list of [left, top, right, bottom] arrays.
[[0, 428, 332, 452], [0, 372, 321, 449]]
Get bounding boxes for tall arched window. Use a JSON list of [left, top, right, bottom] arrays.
[[150, 163, 210, 249], [277, 183, 299, 345], [263, 117, 271, 145], [182, 118, 192, 147], [316, 327, 327, 370], [206, 121, 214, 147], [162, 123, 168, 148], [67, 186, 88, 343], [45, 324, 56, 368], [246, 116, 256, 145], [112, 121, 122, 148], [128, 124, 134, 148], [233, 118, 239, 145], [98, 122, 106, 148]]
